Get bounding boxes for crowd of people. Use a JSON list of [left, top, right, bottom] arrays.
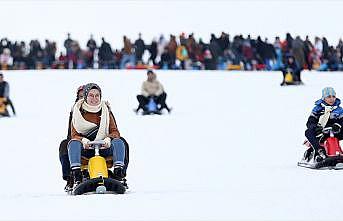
[[1, 32, 343, 71]]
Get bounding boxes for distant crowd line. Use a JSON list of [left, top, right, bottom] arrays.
[[0, 32, 343, 71]]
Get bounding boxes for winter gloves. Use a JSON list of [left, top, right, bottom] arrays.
[[315, 125, 324, 137], [81, 137, 90, 148], [103, 137, 112, 148], [315, 123, 342, 138], [332, 123, 342, 134], [81, 137, 111, 148]]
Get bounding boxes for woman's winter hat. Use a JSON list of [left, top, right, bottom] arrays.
[[83, 83, 102, 99], [322, 87, 336, 99]]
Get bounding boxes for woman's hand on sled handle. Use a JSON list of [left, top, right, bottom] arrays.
[[103, 137, 111, 148], [82, 137, 91, 149]]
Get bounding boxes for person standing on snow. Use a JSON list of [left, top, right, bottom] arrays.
[[67, 83, 127, 187], [303, 87, 343, 162]]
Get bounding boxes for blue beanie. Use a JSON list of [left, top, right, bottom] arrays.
[[322, 87, 336, 99]]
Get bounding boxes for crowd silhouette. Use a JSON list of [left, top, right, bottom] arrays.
[[1, 32, 342, 71]]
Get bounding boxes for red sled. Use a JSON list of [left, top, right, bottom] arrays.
[[324, 136, 343, 157], [298, 128, 343, 169]]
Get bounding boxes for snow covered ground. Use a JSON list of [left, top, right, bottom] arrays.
[[1, 69, 343, 220]]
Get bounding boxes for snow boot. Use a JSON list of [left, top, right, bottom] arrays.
[[64, 176, 74, 192], [315, 148, 327, 162], [71, 167, 82, 187], [303, 148, 314, 162], [113, 165, 125, 180]]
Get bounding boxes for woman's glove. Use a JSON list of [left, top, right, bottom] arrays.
[[103, 137, 112, 148], [81, 137, 90, 149]]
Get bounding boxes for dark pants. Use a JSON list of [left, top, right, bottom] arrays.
[[59, 139, 71, 181], [136, 92, 170, 112], [59, 137, 130, 181], [6, 98, 16, 115]]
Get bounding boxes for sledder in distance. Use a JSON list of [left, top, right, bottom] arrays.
[[0, 73, 16, 117], [70, 140, 127, 195], [134, 69, 172, 115], [280, 55, 304, 86]]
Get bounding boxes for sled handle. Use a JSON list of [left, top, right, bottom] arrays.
[[322, 127, 334, 137], [88, 140, 106, 155], [88, 140, 106, 146]]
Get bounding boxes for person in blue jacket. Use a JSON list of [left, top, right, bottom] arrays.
[[303, 87, 343, 162]]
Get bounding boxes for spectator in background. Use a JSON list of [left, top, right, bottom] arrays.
[[98, 37, 113, 69], [86, 34, 97, 68], [159, 47, 173, 69], [167, 35, 177, 68], [203, 47, 216, 70], [120, 36, 135, 68], [272, 36, 283, 70], [284, 33, 294, 54], [0, 48, 13, 70], [176, 42, 188, 69], [314, 37, 323, 59], [322, 37, 329, 60], [304, 36, 313, 70], [1, 31, 343, 72], [292, 36, 305, 71], [43, 39, 56, 68], [134, 33, 145, 65], [64, 33, 73, 56], [57, 52, 67, 69], [209, 34, 222, 68], [157, 34, 168, 63], [148, 38, 158, 66]]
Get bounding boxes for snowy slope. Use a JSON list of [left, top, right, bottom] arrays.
[[0, 69, 343, 220]]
